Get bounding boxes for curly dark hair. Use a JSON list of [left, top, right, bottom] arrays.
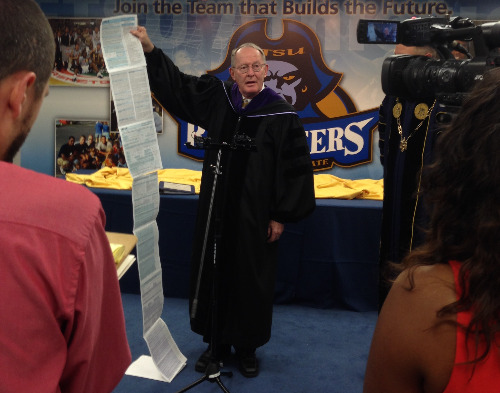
[[0, 0, 55, 97], [403, 67, 500, 363]]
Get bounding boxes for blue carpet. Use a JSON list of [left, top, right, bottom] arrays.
[[113, 293, 377, 393]]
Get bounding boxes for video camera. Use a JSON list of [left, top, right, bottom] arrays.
[[357, 16, 500, 107]]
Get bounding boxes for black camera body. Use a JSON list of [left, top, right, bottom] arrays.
[[357, 16, 500, 107]]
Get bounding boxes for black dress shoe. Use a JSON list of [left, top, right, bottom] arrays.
[[194, 344, 231, 373], [236, 349, 259, 378]]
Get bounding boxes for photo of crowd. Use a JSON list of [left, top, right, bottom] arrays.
[[55, 120, 127, 177], [49, 18, 109, 87]]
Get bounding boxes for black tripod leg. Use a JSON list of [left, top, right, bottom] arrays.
[[174, 371, 233, 393], [214, 376, 231, 393], [174, 375, 208, 393]]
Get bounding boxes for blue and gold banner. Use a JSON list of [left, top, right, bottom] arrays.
[[35, 0, 500, 179]]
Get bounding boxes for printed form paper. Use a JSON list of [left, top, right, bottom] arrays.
[[101, 15, 162, 179], [101, 14, 186, 383]]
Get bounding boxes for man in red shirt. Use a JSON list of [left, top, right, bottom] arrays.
[[0, 1, 131, 392]]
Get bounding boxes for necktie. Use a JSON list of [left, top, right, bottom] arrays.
[[242, 99, 250, 109]]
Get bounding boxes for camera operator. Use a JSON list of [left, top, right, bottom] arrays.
[[378, 44, 443, 309]]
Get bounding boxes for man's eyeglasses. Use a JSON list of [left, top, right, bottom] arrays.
[[235, 63, 266, 74]]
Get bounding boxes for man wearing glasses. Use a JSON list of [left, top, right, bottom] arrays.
[[132, 27, 315, 378]]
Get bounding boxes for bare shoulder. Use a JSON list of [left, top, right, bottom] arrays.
[[363, 264, 457, 393], [394, 264, 455, 303], [402, 263, 455, 286]]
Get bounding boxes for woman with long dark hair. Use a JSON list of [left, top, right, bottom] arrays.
[[364, 67, 500, 393]]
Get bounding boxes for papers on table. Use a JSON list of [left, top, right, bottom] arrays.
[[117, 254, 136, 280], [101, 15, 186, 383], [105, 231, 138, 279]]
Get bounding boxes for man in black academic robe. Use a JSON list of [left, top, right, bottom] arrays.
[[132, 27, 316, 378], [378, 95, 441, 300]]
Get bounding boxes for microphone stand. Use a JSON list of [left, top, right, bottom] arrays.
[[174, 133, 256, 393]]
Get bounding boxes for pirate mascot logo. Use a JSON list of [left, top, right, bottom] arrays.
[[178, 19, 378, 171]]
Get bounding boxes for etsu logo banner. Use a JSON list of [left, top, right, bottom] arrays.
[[305, 111, 378, 169], [176, 19, 379, 171]]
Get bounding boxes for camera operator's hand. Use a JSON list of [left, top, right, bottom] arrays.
[[130, 26, 154, 53]]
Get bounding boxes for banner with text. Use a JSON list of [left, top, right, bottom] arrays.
[[38, 0, 500, 179]]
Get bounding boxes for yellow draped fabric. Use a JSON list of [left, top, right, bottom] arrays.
[[65, 167, 383, 200], [313, 174, 383, 200], [65, 167, 202, 194]]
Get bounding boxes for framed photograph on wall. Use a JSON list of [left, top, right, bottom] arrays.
[[49, 18, 109, 87], [55, 119, 126, 177], [110, 94, 164, 134]]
